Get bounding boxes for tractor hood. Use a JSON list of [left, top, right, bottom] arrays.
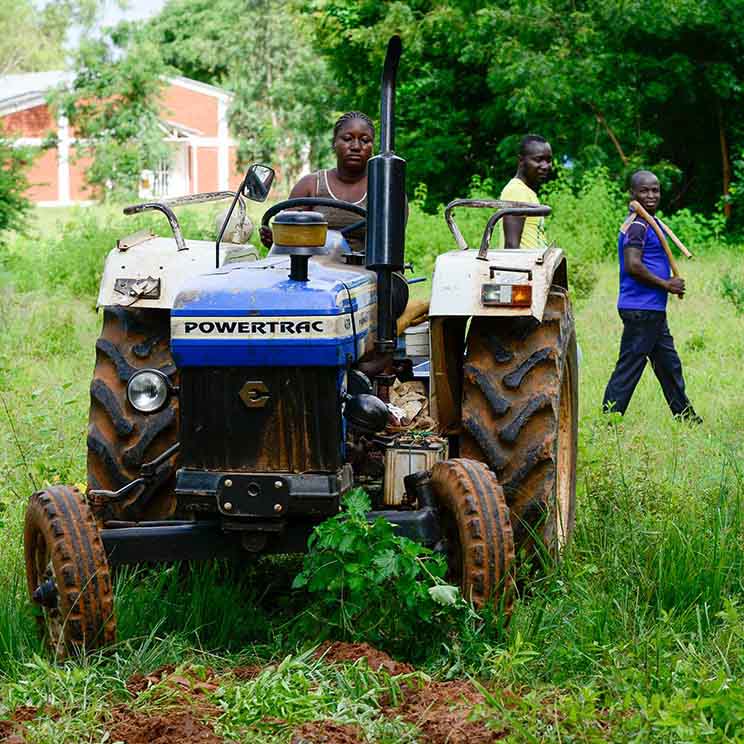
[[171, 256, 377, 367]]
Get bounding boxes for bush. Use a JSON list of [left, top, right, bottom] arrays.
[[661, 207, 726, 253], [542, 166, 626, 264], [0, 204, 225, 297], [721, 272, 744, 314], [291, 489, 470, 658], [0, 139, 34, 245]]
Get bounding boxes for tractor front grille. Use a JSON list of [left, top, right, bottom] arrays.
[[179, 367, 342, 473]]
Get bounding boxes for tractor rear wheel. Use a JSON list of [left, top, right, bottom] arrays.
[[24, 486, 116, 658], [461, 288, 578, 555], [87, 306, 179, 521], [430, 458, 515, 611]]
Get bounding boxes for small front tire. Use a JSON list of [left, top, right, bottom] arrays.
[[430, 458, 515, 612], [24, 486, 116, 658]]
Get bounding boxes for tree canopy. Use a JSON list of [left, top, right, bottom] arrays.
[[309, 0, 744, 217], [145, 0, 338, 184], [0, 0, 98, 75], [54, 28, 170, 199]]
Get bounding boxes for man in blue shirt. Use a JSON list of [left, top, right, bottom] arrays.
[[602, 170, 701, 422]]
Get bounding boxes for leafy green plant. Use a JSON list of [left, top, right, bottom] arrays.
[[684, 332, 707, 353], [292, 489, 466, 657], [721, 272, 744, 314], [0, 139, 33, 245]]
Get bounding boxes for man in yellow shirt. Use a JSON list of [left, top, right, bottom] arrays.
[[499, 134, 553, 249]]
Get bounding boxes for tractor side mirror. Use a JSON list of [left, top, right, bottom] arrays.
[[243, 164, 274, 202]]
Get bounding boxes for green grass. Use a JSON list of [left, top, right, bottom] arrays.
[[2, 204, 744, 740]]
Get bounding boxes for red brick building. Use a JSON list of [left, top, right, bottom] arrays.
[[0, 71, 243, 205]]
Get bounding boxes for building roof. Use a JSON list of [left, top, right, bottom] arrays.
[[0, 71, 73, 115], [0, 71, 231, 117]]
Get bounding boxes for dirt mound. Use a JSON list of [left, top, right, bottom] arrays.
[[316, 642, 414, 676], [390, 680, 506, 743], [291, 720, 364, 744], [232, 665, 262, 681], [0, 719, 22, 742], [126, 665, 220, 698], [106, 707, 222, 744], [10, 708, 37, 725], [126, 665, 177, 695]]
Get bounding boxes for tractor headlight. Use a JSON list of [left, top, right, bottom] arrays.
[[127, 369, 169, 413]]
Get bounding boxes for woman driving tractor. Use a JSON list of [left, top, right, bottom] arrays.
[[259, 111, 375, 253]]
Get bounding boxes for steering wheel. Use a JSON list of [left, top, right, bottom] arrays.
[[261, 197, 367, 237]]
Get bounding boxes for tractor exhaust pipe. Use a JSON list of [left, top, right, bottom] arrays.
[[366, 35, 406, 353]]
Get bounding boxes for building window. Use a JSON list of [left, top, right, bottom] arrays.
[[153, 158, 170, 197]]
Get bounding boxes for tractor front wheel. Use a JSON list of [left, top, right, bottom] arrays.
[[24, 486, 116, 658], [430, 458, 515, 612]]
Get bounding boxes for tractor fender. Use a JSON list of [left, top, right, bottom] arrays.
[[428, 245, 568, 322], [96, 233, 259, 310]]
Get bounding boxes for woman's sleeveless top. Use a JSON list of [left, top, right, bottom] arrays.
[[314, 170, 367, 253]]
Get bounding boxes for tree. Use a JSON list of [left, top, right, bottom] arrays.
[[0, 0, 100, 235], [146, 0, 338, 185], [53, 29, 170, 199], [0, 140, 32, 243], [0, 0, 99, 75]]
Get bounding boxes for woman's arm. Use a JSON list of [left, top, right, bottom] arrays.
[[288, 174, 317, 199]]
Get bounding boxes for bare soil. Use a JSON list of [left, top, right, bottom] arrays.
[[109, 650, 508, 744], [106, 707, 223, 744], [231, 665, 262, 681], [315, 641, 414, 676], [0, 706, 38, 743], [10, 708, 37, 725], [0, 720, 23, 742], [126, 665, 220, 698], [291, 720, 364, 744], [387, 680, 507, 743]]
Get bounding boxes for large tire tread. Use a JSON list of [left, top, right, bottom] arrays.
[[87, 306, 179, 520], [461, 288, 578, 552]]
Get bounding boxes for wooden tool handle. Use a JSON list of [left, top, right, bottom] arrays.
[[656, 217, 693, 258], [628, 201, 681, 277]]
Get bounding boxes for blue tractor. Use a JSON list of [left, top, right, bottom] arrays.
[[23, 37, 577, 656]]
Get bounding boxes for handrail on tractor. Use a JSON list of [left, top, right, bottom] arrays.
[[444, 198, 552, 260], [123, 191, 247, 252]]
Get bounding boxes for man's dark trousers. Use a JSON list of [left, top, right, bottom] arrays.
[[603, 309, 691, 415]]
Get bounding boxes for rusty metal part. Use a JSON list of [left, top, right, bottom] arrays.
[[459, 289, 578, 554], [123, 191, 247, 253], [375, 373, 396, 404], [179, 367, 341, 473], [430, 459, 515, 611], [429, 316, 467, 435], [443, 198, 552, 255], [239, 381, 270, 409], [117, 229, 155, 251], [24, 485, 116, 657], [114, 277, 161, 305], [87, 306, 179, 522]]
